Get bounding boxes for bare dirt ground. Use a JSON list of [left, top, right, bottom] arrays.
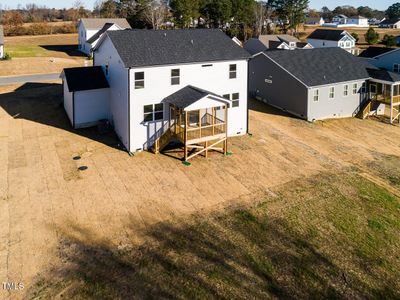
[[0, 83, 400, 299], [0, 34, 89, 76]]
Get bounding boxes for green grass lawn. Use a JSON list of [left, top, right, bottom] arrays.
[[6, 45, 48, 58], [28, 168, 400, 299]]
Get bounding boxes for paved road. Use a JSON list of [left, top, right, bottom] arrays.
[[0, 73, 61, 86]]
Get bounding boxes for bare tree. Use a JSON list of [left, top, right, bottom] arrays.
[[254, 1, 267, 37], [143, 0, 168, 29]]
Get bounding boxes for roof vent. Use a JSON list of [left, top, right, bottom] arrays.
[[191, 39, 194, 45], [164, 32, 167, 37], [323, 75, 326, 80]]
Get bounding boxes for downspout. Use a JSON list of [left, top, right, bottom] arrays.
[[246, 58, 250, 134], [128, 68, 131, 154], [72, 91, 75, 128]]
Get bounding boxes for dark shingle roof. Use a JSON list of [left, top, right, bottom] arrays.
[[263, 48, 372, 87], [307, 29, 347, 41], [86, 23, 115, 43], [106, 29, 251, 68], [80, 18, 131, 30], [163, 85, 224, 109], [0, 25, 4, 45], [359, 46, 397, 58], [380, 18, 400, 25], [367, 68, 400, 83], [63, 66, 109, 92]]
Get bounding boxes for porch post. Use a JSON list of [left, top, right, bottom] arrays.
[[212, 107, 215, 136], [224, 104, 228, 155], [184, 110, 188, 161], [199, 109, 202, 139], [390, 84, 394, 124]]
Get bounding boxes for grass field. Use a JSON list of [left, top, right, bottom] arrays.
[[0, 34, 88, 76], [4, 33, 82, 58], [0, 83, 399, 299]]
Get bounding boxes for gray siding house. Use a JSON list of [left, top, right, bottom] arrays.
[[359, 47, 400, 73], [249, 48, 371, 121]]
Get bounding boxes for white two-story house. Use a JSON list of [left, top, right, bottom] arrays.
[[62, 29, 250, 161], [77, 18, 131, 55], [307, 29, 359, 55]]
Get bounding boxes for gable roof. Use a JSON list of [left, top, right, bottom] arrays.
[[0, 25, 4, 45], [105, 29, 251, 68], [62, 66, 109, 92], [163, 85, 227, 109], [260, 47, 372, 87], [307, 29, 350, 41], [259, 34, 300, 46], [380, 18, 400, 25], [359, 46, 398, 58], [80, 18, 131, 30], [86, 23, 117, 44]]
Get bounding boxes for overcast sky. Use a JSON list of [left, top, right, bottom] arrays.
[[0, 0, 395, 11]]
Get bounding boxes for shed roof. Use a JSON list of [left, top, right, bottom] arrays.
[[261, 47, 372, 87], [0, 26, 4, 45], [80, 18, 131, 30], [307, 29, 348, 41], [62, 66, 109, 92], [105, 29, 251, 68], [163, 85, 227, 109], [359, 46, 397, 58]]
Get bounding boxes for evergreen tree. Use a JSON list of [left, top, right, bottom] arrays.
[[364, 27, 379, 45]]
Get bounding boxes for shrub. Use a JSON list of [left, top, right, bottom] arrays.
[[2, 53, 12, 60], [382, 34, 397, 47], [351, 32, 359, 43], [364, 27, 379, 45]]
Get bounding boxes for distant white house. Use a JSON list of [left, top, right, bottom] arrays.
[[0, 25, 4, 59], [77, 18, 131, 55], [346, 16, 369, 27], [307, 29, 359, 55], [305, 17, 325, 26], [379, 18, 400, 29], [332, 15, 348, 24], [62, 29, 251, 161]]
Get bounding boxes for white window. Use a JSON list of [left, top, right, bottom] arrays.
[[352, 83, 358, 94], [343, 85, 349, 96], [135, 72, 145, 89], [370, 83, 377, 94], [229, 64, 237, 79], [329, 87, 335, 99], [223, 94, 230, 100], [394, 64, 400, 73], [345, 41, 351, 48], [171, 69, 180, 85], [232, 93, 239, 107], [143, 104, 163, 122], [313, 89, 319, 101]]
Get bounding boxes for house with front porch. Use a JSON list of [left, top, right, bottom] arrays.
[[62, 29, 250, 161]]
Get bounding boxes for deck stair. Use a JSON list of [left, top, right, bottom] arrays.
[[357, 99, 373, 119], [153, 127, 175, 154]]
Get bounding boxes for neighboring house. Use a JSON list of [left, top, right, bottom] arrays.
[[379, 18, 400, 28], [332, 15, 348, 24], [305, 17, 325, 26], [369, 18, 383, 25], [359, 46, 400, 73], [244, 35, 313, 55], [77, 18, 131, 55], [307, 29, 359, 55], [248, 48, 372, 121], [346, 16, 369, 27], [62, 29, 251, 161], [0, 25, 4, 59]]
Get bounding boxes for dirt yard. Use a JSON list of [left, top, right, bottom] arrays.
[[0, 34, 89, 76], [0, 83, 399, 299]]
